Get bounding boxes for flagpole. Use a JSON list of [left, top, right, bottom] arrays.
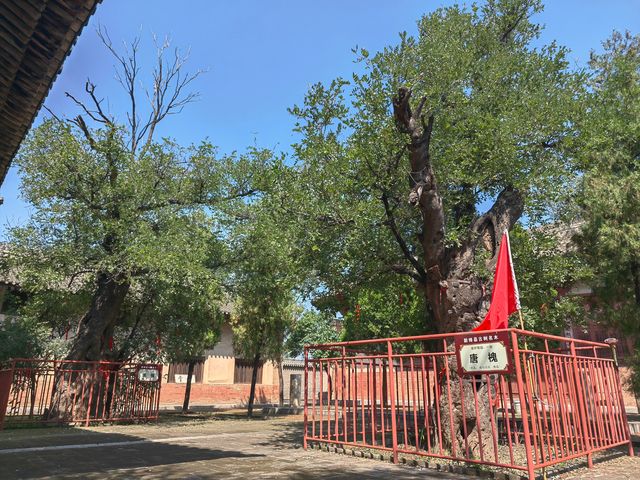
[[509, 231, 546, 480]]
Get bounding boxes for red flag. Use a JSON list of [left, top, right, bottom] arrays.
[[473, 230, 520, 331]]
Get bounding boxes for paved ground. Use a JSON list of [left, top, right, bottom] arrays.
[[0, 414, 459, 480], [557, 453, 640, 480], [0, 412, 638, 479]]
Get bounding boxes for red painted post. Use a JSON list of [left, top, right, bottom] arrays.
[[433, 354, 444, 454], [0, 361, 15, 431], [85, 364, 97, 426], [399, 357, 407, 447], [420, 356, 432, 453], [319, 359, 324, 440], [486, 375, 499, 463], [303, 346, 309, 450], [155, 364, 163, 422], [570, 341, 593, 468], [359, 358, 366, 442], [312, 360, 317, 440], [341, 347, 347, 444], [499, 376, 515, 465], [409, 357, 419, 451], [511, 331, 537, 480], [442, 340, 457, 459], [386, 341, 399, 464]]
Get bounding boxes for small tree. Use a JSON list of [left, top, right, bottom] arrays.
[[155, 281, 222, 412], [232, 292, 295, 416], [231, 201, 299, 416]]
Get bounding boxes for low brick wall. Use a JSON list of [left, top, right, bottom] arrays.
[[160, 382, 278, 407]]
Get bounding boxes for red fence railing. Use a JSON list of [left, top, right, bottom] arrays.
[[0, 359, 162, 429], [303, 329, 634, 480]]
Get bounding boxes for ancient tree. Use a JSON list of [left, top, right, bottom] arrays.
[[287, 0, 582, 453]]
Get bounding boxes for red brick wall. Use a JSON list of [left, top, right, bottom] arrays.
[[160, 382, 278, 407]]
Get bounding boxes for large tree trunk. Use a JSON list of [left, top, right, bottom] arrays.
[[67, 272, 131, 362], [49, 272, 130, 422], [247, 352, 261, 418], [182, 360, 196, 413], [393, 87, 524, 456]]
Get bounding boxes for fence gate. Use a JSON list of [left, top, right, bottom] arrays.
[[303, 329, 634, 480], [0, 359, 162, 429]]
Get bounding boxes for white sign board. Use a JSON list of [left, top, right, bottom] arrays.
[[174, 374, 196, 384], [455, 331, 512, 375], [138, 368, 159, 382], [459, 342, 509, 373]]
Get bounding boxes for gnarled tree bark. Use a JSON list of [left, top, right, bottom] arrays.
[[392, 87, 524, 456], [48, 272, 130, 422]]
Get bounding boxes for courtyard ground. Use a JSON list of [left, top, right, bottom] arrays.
[[0, 412, 638, 479]]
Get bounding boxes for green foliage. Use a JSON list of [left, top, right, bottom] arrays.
[[0, 317, 50, 363], [284, 0, 584, 333], [509, 226, 589, 333], [11, 119, 268, 296], [231, 201, 300, 364], [149, 280, 223, 364], [575, 31, 640, 345], [5, 32, 276, 360], [340, 278, 426, 342], [286, 310, 340, 359]]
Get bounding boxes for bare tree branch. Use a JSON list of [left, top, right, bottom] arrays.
[[42, 105, 62, 123], [393, 87, 445, 275], [137, 36, 204, 153], [69, 115, 97, 150], [96, 26, 142, 153], [499, 3, 530, 44], [381, 190, 426, 283]]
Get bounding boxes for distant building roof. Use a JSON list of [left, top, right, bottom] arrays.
[[0, 0, 102, 185]]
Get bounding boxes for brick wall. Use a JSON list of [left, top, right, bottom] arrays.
[[160, 382, 278, 407]]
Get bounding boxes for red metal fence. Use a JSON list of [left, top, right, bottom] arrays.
[[303, 329, 634, 479], [0, 359, 162, 429]]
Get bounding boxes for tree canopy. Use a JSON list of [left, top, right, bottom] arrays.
[[575, 31, 640, 393], [7, 33, 274, 363], [284, 0, 584, 334]]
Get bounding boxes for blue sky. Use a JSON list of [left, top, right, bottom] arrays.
[[1, 0, 639, 236]]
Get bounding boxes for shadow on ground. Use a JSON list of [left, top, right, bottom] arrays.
[[257, 421, 304, 450], [0, 429, 263, 480]]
